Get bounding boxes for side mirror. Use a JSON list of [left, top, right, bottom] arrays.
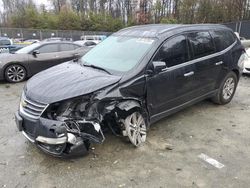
[[32, 50, 40, 56], [152, 61, 167, 73]]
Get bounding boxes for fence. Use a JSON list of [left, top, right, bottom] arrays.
[[0, 28, 112, 41], [223, 20, 250, 39], [1, 21, 250, 41]]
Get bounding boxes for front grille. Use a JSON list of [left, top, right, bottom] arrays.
[[20, 94, 48, 120]]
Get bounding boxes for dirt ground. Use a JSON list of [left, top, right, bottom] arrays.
[[0, 76, 250, 188]]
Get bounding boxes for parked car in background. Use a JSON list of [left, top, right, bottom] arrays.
[[23, 39, 40, 44], [74, 40, 97, 47], [42, 37, 73, 42], [0, 37, 26, 54], [0, 41, 90, 82], [12, 38, 25, 43], [243, 48, 250, 74], [15, 24, 245, 157], [80, 35, 107, 44]]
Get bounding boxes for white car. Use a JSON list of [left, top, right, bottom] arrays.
[[243, 48, 250, 74], [74, 40, 97, 47]]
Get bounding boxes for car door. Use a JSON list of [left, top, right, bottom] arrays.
[[186, 31, 222, 95], [209, 30, 236, 86], [28, 43, 60, 75], [146, 34, 198, 120], [57, 43, 81, 63]]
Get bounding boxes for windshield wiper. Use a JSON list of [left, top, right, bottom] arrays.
[[83, 64, 111, 75]]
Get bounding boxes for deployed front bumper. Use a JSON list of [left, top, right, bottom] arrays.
[[15, 111, 102, 157]]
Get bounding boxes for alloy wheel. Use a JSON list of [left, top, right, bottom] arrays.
[[222, 77, 235, 100], [6, 65, 26, 82], [124, 112, 147, 146]]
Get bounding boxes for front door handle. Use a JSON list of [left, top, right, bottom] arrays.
[[215, 61, 223, 66], [184, 71, 194, 77]]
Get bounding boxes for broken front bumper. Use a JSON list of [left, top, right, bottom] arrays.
[[15, 111, 104, 157]]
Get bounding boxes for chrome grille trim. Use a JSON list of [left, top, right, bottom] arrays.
[[20, 94, 48, 120]]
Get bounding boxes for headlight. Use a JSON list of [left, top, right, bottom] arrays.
[[43, 95, 92, 120]]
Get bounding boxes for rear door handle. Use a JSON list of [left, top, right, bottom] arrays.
[[215, 61, 223, 66], [184, 71, 194, 77]]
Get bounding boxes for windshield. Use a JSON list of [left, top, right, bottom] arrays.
[[81, 36, 155, 73], [15, 43, 40, 54]]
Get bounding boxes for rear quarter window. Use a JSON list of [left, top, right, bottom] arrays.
[[210, 30, 236, 52]]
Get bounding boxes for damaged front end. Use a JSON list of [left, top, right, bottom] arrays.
[[16, 84, 148, 157], [16, 93, 105, 157]]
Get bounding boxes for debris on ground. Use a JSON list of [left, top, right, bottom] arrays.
[[198, 153, 225, 169], [0, 162, 7, 165], [20, 171, 26, 176], [165, 144, 174, 150], [118, 183, 126, 187]]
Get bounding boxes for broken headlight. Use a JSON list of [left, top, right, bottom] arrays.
[[42, 95, 94, 121]]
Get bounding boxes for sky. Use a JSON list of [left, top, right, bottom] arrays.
[[0, 0, 51, 11]]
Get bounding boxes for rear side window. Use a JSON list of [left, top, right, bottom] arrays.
[[210, 30, 235, 51], [153, 35, 189, 67], [60, 44, 78, 51], [38, 44, 59, 53], [187, 32, 215, 59]]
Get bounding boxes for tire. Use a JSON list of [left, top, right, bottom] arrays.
[[5, 64, 27, 83], [211, 71, 238, 105], [123, 111, 147, 147]]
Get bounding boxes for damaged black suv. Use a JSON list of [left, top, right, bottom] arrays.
[[15, 24, 245, 157]]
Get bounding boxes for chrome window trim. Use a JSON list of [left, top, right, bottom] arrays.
[[161, 41, 237, 72]]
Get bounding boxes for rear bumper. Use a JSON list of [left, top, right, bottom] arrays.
[[243, 59, 250, 73], [243, 67, 250, 74], [15, 111, 95, 157]]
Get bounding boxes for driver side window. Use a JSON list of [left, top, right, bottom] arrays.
[[37, 44, 59, 54], [153, 35, 189, 67]]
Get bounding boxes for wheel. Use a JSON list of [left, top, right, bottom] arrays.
[[212, 71, 238, 105], [124, 111, 147, 147], [5, 64, 27, 83]]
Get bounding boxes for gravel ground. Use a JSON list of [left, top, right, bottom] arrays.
[[0, 76, 250, 188]]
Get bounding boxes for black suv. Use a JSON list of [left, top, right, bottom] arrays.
[[15, 24, 246, 157]]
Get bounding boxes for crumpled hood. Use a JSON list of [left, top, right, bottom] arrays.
[[24, 62, 121, 104]]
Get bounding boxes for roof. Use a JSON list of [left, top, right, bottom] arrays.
[[115, 24, 229, 38], [39, 41, 77, 45]]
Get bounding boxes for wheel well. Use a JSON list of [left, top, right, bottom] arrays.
[[232, 69, 240, 80], [4, 63, 27, 79]]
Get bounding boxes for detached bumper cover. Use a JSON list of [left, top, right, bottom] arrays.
[[15, 111, 104, 157]]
